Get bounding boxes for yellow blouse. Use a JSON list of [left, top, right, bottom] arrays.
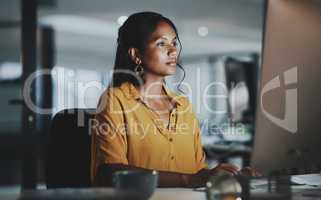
[[90, 82, 207, 183]]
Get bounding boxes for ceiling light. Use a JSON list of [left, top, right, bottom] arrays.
[[198, 26, 209, 37]]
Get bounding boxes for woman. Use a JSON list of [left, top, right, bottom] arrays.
[[91, 12, 258, 187]]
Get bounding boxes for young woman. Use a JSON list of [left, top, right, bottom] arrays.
[[91, 12, 258, 187]]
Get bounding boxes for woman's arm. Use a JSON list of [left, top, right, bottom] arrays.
[[95, 163, 211, 188], [95, 163, 241, 188]]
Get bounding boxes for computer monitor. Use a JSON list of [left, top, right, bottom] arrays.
[[251, 0, 321, 175]]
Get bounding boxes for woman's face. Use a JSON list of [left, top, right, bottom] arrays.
[[141, 21, 179, 77]]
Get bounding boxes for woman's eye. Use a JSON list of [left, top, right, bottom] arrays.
[[172, 41, 177, 47], [157, 42, 166, 47]]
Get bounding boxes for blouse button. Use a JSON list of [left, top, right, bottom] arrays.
[[169, 138, 173, 142], [170, 155, 175, 160]]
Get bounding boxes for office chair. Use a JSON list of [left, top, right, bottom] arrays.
[[46, 108, 96, 188]]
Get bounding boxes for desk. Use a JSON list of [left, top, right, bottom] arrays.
[[1, 186, 320, 200], [152, 187, 321, 200]]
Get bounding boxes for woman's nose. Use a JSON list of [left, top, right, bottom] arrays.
[[168, 46, 177, 57]]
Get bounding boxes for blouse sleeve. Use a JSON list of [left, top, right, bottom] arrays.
[[188, 101, 208, 172], [90, 90, 128, 182], [194, 119, 208, 171]]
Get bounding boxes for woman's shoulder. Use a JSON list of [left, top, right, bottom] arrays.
[[98, 82, 142, 110], [101, 83, 131, 100]]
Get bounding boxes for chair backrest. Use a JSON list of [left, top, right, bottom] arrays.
[[46, 108, 95, 188]]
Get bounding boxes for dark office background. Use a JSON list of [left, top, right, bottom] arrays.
[[0, 0, 264, 189]]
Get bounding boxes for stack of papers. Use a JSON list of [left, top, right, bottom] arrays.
[[291, 174, 321, 186]]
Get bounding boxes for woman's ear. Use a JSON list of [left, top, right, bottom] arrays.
[[128, 48, 141, 65]]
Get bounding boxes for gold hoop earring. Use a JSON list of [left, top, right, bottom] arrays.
[[134, 64, 144, 76]]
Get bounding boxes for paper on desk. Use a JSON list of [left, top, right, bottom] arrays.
[[291, 174, 321, 186], [151, 188, 206, 200]]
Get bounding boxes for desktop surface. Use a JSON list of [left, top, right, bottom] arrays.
[[1, 175, 321, 200]]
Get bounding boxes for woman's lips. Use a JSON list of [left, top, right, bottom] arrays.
[[166, 61, 177, 66]]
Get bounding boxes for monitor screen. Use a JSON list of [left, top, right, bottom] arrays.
[[251, 0, 321, 175]]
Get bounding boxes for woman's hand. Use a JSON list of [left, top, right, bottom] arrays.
[[239, 166, 262, 177], [187, 163, 240, 187], [187, 164, 262, 187], [210, 163, 240, 176]]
